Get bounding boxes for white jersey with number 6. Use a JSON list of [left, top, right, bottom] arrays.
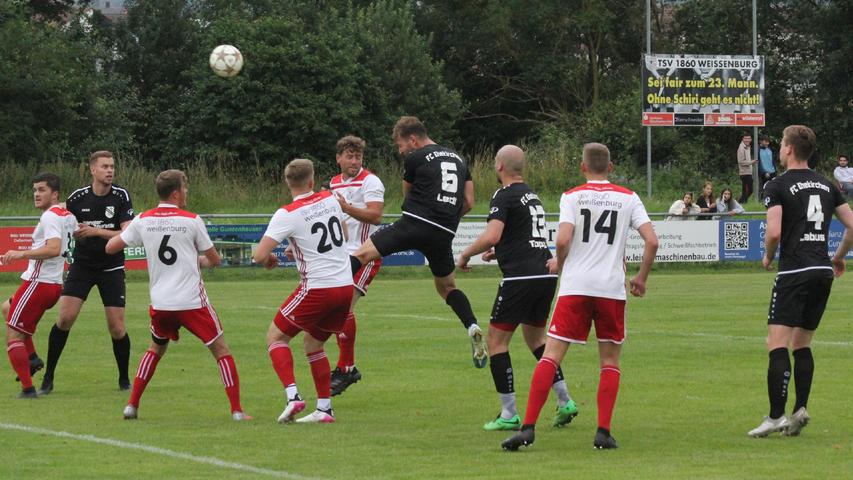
[[120, 204, 214, 310], [558, 181, 651, 300], [263, 190, 352, 289]]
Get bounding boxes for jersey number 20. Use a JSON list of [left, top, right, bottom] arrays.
[[312, 217, 344, 253]]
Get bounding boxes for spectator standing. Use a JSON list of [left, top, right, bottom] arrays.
[[738, 134, 757, 204], [758, 136, 777, 198]]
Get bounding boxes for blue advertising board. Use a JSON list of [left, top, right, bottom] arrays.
[[719, 219, 853, 262]]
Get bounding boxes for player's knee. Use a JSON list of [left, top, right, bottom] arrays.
[[1, 300, 9, 319], [56, 314, 76, 330], [151, 334, 169, 346]]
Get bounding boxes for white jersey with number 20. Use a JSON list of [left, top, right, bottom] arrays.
[[120, 204, 214, 311], [263, 190, 352, 290], [558, 181, 651, 300]]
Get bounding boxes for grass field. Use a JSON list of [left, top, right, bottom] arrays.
[[0, 267, 851, 479]]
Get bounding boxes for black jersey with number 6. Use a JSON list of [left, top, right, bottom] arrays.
[[488, 183, 552, 277], [763, 169, 846, 272], [401, 144, 472, 234]]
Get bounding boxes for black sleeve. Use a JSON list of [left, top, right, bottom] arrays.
[[463, 163, 472, 181], [119, 190, 134, 224], [65, 192, 79, 216], [487, 189, 509, 223], [403, 153, 418, 183], [763, 179, 782, 208]]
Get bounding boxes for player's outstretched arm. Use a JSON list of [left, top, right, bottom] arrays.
[[105, 235, 127, 255], [336, 195, 384, 226], [763, 206, 782, 271], [1, 238, 61, 264], [253, 236, 281, 270], [629, 222, 659, 297], [457, 219, 504, 272], [198, 247, 221, 269], [831, 203, 853, 277]]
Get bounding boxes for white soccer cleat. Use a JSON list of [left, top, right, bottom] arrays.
[[468, 324, 488, 369], [784, 407, 810, 436], [277, 399, 306, 424], [123, 405, 138, 420], [748, 416, 789, 437], [295, 409, 335, 423], [232, 411, 253, 421]]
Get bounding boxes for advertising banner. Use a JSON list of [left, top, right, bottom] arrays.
[[642, 54, 765, 127]]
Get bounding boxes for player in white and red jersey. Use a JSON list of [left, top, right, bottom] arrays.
[[327, 135, 385, 396], [254, 158, 354, 424], [105, 170, 250, 421], [503, 143, 659, 451], [2, 173, 77, 398]]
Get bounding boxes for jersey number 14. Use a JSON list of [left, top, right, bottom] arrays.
[[580, 208, 618, 245]]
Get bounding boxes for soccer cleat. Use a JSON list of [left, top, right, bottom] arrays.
[[232, 411, 253, 421], [501, 425, 535, 451], [123, 405, 138, 420], [15, 356, 45, 382], [747, 416, 789, 438], [16, 387, 38, 399], [553, 399, 580, 427], [784, 408, 810, 437], [594, 428, 619, 449], [330, 367, 362, 397], [277, 396, 306, 424], [37, 378, 53, 396], [484, 414, 521, 431], [296, 408, 336, 423], [119, 378, 131, 391], [469, 324, 488, 369]]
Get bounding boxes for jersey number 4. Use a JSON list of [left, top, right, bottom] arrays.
[[580, 208, 618, 245], [312, 217, 344, 254], [806, 195, 825, 230]]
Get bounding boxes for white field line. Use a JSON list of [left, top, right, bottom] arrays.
[[0, 422, 317, 480]]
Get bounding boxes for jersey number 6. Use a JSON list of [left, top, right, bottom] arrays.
[[158, 235, 178, 265]]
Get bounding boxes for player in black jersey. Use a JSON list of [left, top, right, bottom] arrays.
[[350, 116, 488, 368], [748, 126, 853, 438], [40, 151, 135, 394], [456, 145, 578, 431]]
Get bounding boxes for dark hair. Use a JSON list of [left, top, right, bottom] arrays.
[[760, 135, 770, 142], [155, 169, 187, 200], [336, 135, 365, 155], [719, 187, 734, 210], [32, 172, 60, 192], [782, 125, 816, 162], [839, 155, 849, 162], [582, 143, 611, 174], [393, 116, 428, 140]]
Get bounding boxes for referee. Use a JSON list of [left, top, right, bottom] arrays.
[[39, 151, 134, 394]]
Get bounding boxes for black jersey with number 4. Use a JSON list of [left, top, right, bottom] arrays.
[[488, 182, 552, 277], [66, 184, 135, 270], [402, 144, 472, 234], [763, 169, 845, 272]]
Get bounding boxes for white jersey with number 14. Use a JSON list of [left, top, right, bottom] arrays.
[[120, 204, 214, 311], [558, 181, 651, 300], [263, 190, 352, 290]]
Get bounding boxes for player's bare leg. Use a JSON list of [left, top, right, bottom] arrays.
[[207, 336, 250, 421], [594, 342, 622, 449], [124, 340, 168, 419], [105, 306, 131, 390], [786, 328, 815, 436], [484, 327, 520, 430], [502, 337, 570, 451], [521, 325, 576, 427], [350, 239, 381, 275], [41, 295, 84, 394], [435, 272, 487, 368], [296, 332, 336, 423], [749, 325, 794, 437], [6, 325, 37, 398], [267, 323, 305, 423], [332, 291, 363, 396]]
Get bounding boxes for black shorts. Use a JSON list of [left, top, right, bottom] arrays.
[[62, 263, 127, 308], [768, 269, 833, 330], [490, 276, 558, 329], [370, 216, 456, 277]]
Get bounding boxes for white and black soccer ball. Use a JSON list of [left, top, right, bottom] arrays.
[[209, 44, 243, 78]]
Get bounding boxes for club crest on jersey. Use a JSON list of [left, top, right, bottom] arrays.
[[105, 206, 115, 219]]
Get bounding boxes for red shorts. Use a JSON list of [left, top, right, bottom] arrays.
[[547, 295, 626, 344], [353, 258, 381, 295], [6, 281, 62, 336], [274, 284, 353, 342], [149, 305, 223, 346]]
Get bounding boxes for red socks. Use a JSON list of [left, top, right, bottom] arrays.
[[522, 357, 559, 426], [23, 336, 36, 356], [336, 312, 356, 370], [268, 342, 295, 387], [7, 341, 32, 389], [217, 355, 243, 413], [307, 350, 331, 399], [597, 365, 621, 431], [129, 350, 161, 407]]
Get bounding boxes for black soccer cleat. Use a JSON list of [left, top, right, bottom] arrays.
[[17, 387, 38, 399], [15, 355, 45, 382], [593, 428, 619, 449], [330, 367, 361, 397], [119, 378, 131, 391], [501, 425, 535, 451], [38, 378, 54, 396]]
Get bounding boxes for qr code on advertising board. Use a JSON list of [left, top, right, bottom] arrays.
[[724, 222, 749, 250]]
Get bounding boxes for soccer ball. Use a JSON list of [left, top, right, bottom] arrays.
[[209, 45, 243, 78]]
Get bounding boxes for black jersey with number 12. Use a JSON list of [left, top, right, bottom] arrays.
[[488, 183, 552, 277], [763, 169, 845, 272], [401, 144, 472, 234]]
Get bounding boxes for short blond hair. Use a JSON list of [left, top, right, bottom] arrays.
[[89, 150, 113, 166], [155, 169, 187, 200], [285, 159, 314, 188], [583, 143, 610, 174]]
